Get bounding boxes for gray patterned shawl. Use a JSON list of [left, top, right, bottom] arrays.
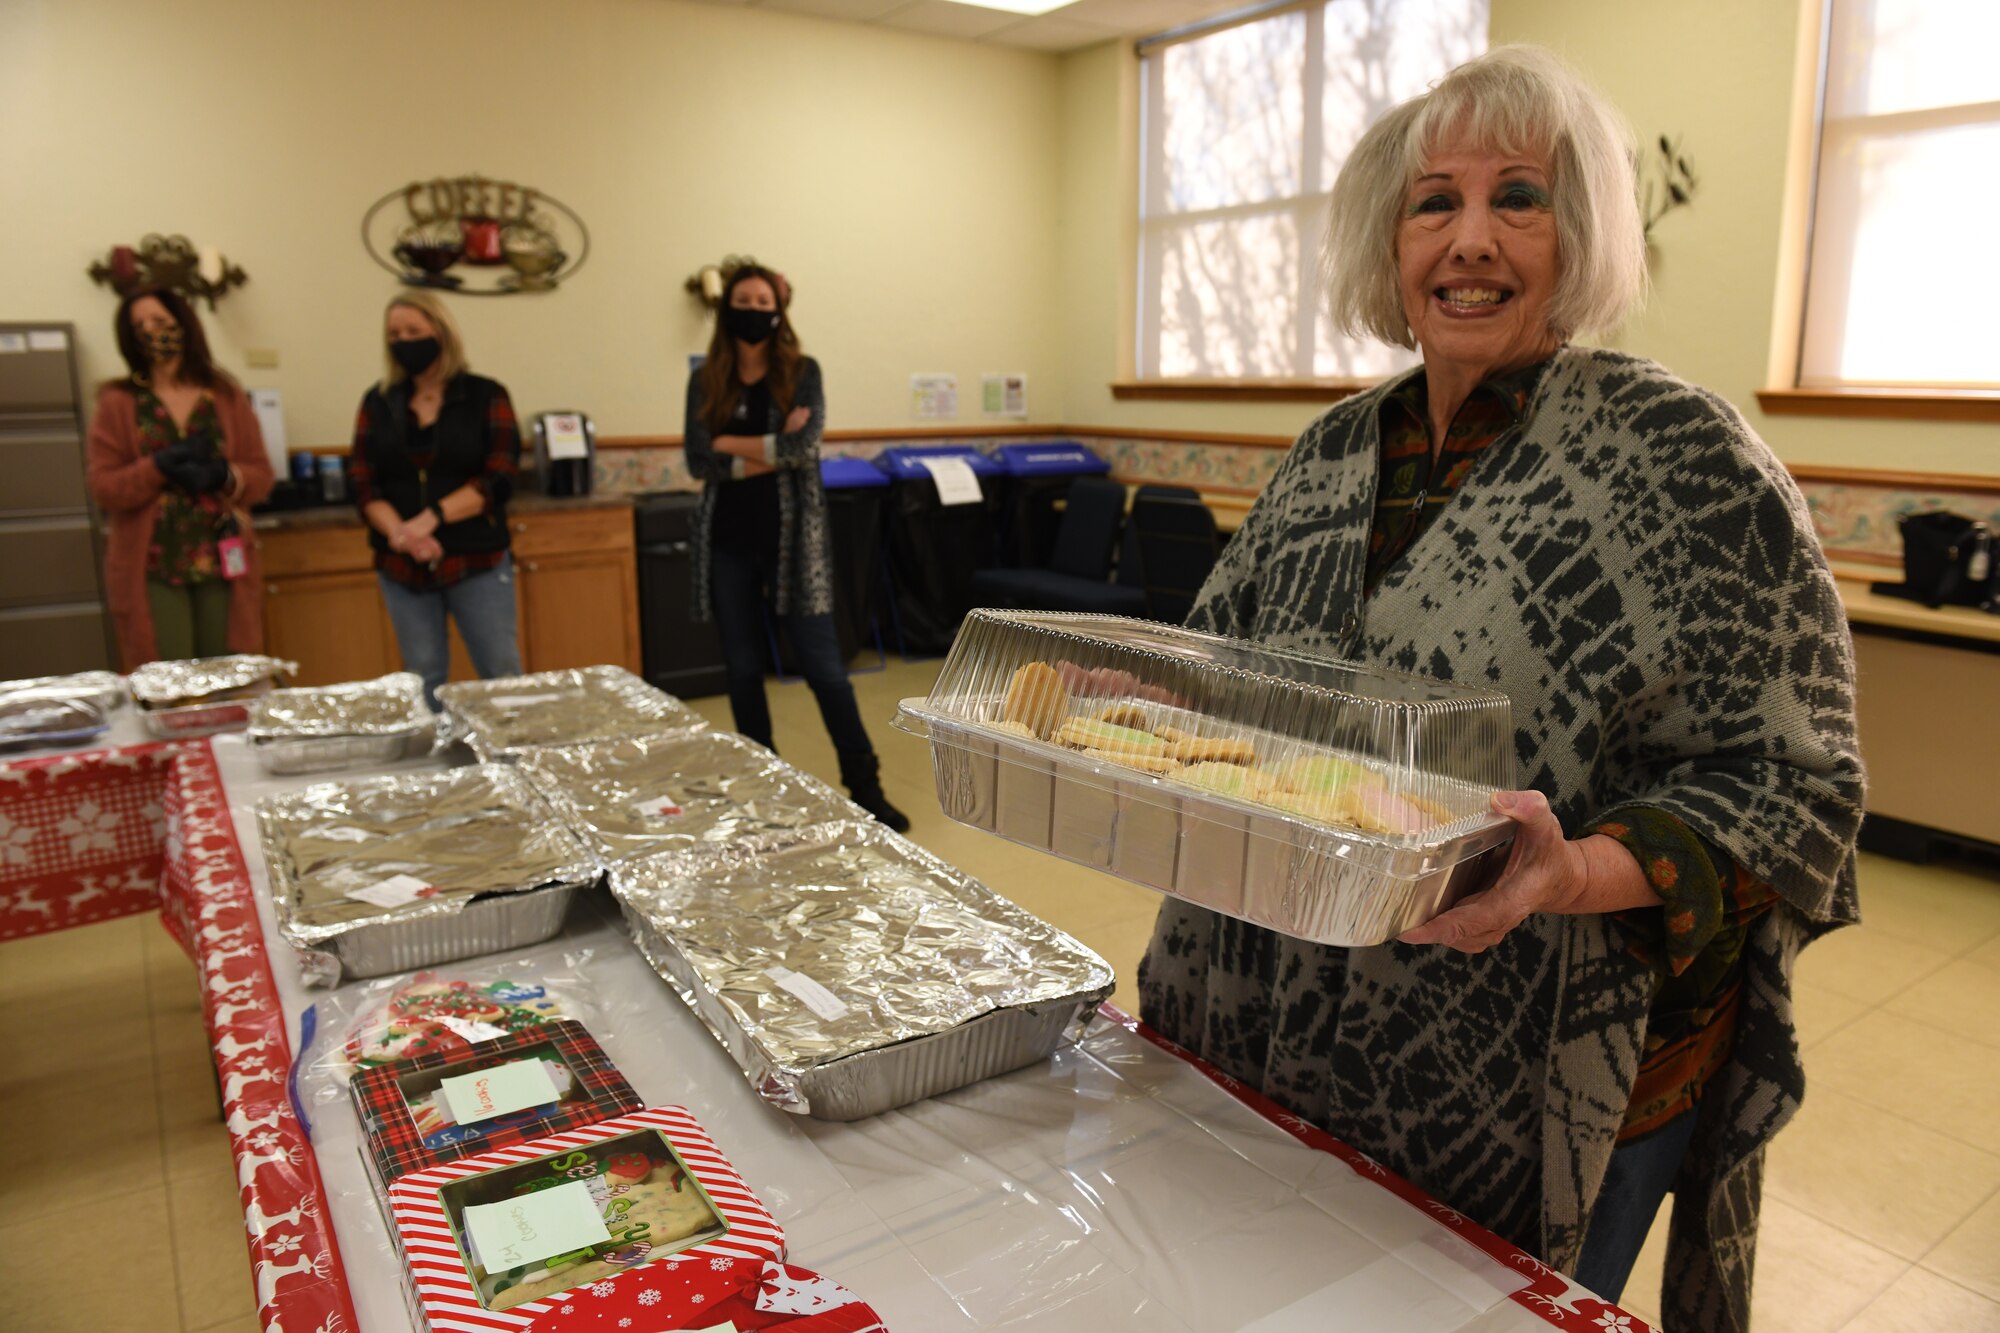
[[1138, 346, 1864, 1331], [684, 355, 836, 620]]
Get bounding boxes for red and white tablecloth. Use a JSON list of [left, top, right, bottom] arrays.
[[0, 722, 181, 941], [99, 735, 1651, 1333]]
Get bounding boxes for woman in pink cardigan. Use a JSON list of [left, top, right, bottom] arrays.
[[86, 288, 274, 668]]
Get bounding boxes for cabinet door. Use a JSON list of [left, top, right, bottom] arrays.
[[516, 551, 640, 674], [263, 572, 401, 686]]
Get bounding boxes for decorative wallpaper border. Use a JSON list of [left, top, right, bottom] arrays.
[[592, 430, 1994, 572]]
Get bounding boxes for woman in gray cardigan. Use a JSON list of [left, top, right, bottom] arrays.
[[1138, 47, 1863, 1330], [683, 266, 907, 831]]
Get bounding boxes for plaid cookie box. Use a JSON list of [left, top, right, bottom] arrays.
[[352, 1019, 644, 1198], [388, 1107, 787, 1333]]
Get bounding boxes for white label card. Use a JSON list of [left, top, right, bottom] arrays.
[[919, 457, 983, 506], [436, 1014, 509, 1043], [545, 414, 589, 461], [462, 1179, 609, 1272], [440, 1058, 561, 1125], [765, 967, 850, 1021], [27, 330, 67, 352], [0, 334, 24, 354], [485, 693, 564, 709], [345, 873, 437, 909], [631, 794, 684, 819]]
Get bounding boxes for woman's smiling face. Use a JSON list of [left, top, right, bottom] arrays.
[[1397, 135, 1563, 380]]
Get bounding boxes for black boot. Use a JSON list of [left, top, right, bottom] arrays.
[[839, 749, 910, 833]]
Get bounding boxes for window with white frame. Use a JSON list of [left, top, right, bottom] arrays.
[[1798, 0, 2000, 389], [1137, 0, 1487, 381]]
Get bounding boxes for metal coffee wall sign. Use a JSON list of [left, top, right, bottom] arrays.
[[362, 175, 589, 295]]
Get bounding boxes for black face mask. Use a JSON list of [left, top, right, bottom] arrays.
[[723, 306, 780, 345], [391, 337, 442, 376]]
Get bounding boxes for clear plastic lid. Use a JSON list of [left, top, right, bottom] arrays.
[[897, 610, 1515, 844]]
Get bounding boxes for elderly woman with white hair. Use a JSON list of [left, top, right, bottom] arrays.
[[1139, 45, 1863, 1329]]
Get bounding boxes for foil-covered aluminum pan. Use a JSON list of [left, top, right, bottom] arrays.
[[129, 654, 296, 708], [513, 730, 867, 867], [438, 666, 707, 760], [247, 673, 436, 775], [259, 764, 598, 985], [0, 671, 126, 713], [0, 695, 109, 752], [611, 821, 1115, 1119]]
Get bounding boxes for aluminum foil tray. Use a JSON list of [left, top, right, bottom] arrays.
[[0, 695, 109, 752], [437, 665, 707, 760], [258, 764, 598, 985], [894, 611, 1518, 948], [129, 654, 296, 707], [0, 670, 126, 713], [247, 672, 436, 775], [611, 821, 1114, 1120], [513, 730, 868, 867]]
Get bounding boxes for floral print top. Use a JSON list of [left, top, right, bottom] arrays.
[[135, 386, 225, 586]]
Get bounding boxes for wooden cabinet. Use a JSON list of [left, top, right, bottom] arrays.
[[254, 502, 639, 686]]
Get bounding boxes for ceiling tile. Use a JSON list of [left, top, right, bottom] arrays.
[[756, 0, 909, 18], [983, 11, 1124, 49], [877, 0, 1027, 38], [1050, 0, 1198, 36]]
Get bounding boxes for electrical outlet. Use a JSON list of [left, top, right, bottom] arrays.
[[245, 348, 280, 369]]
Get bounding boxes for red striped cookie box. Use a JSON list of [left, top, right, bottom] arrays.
[[388, 1106, 786, 1333]]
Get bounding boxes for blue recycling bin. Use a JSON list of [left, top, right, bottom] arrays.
[[876, 445, 1005, 656], [991, 441, 1111, 568]]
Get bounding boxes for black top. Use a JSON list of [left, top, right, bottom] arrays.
[[710, 377, 781, 567], [350, 372, 520, 560]]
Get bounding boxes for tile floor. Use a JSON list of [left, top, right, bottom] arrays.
[[2, 657, 1997, 1331]]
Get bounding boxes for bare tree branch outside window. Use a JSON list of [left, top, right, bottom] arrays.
[[1141, 0, 1488, 380]]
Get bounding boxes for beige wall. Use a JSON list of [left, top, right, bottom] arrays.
[[1, 0, 1064, 447], [1053, 0, 1997, 476]]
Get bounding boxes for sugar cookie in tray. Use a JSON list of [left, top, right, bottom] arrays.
[[895, 609, 1519, 947]]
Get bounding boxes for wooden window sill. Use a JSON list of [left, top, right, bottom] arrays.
[[1111, 379, 1373, 403], [1756, 388, 2000, 423]]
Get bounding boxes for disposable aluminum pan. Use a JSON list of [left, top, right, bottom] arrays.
[[247, 672, 436, 775], [907, 702, 1515, 947], [513, 730, 868, 868], [130, 654, 298, 739], [0, 695, 109, 752], [611, 821, 1114, 1120], [258, 764, 597, 986], [0, 671, 126, 713], [437, 665, 707, 761], [893, 611, 1520, 948]]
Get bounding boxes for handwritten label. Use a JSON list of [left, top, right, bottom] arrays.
[[764, 967, 850, 1021], [631, 794, 684, 819], [345, 873, 437, 909], [440, 1058, 560, 1126], [462, 1179, 609, 1271], [918, 456, 983, 506]]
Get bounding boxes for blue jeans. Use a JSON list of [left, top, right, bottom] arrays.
[[1573, 1110, 1699, 1303], [377, 555, 523, 710], [708, 542, 878, 787]]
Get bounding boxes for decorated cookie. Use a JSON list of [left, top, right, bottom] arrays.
[[346, 975, 567, 1071], [1165, 734, 1258, 765], [1173, 760, 1276, 798], [1001, 661, 1069, 739], [1081, 746, 1180, 774], [1094, 703, 1152, 730], [1052, 718, 1169, 755]]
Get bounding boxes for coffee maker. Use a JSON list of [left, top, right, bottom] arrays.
[[530, 411, 596, 496]]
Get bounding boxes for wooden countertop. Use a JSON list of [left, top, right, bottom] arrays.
[[1833, 573, 2000, 645], [252, 492, 632, 532]]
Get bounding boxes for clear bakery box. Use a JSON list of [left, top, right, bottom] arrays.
[[894, 610, 1519, 947]]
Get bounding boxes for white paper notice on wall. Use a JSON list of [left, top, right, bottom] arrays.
[[910, 373, 957, 420], [27, 330, 68, 352], [544, 414, 588, 460], [919, 456, 983, 506], [250, 389, 289, 476], [982, 373, 1027, 418]]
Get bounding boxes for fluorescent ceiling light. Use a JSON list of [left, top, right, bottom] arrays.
[[941, 0, 1074, 14]]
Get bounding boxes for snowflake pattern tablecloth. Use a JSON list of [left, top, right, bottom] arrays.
[[0, 740, 180, 941]]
